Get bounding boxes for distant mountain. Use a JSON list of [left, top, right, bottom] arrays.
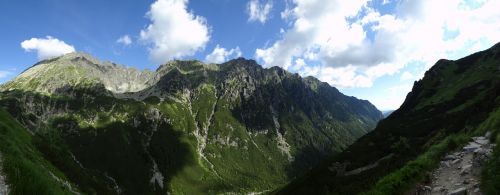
[[382, 110, 394, 118], [0, 53, 382, 194], [279, 43, 500, 194]]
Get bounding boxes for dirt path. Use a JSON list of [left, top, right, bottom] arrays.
[[0, 152, 9, 195], [415, 133, 494, 195]]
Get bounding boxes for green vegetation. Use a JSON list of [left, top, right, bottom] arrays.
[[482, 138, 500, 195], [0, 53, 384, 194], [279, 43, 500, 194], [365, 133, 468, 195], [0, 108, 77, 194], [477, 107, 500, 194]]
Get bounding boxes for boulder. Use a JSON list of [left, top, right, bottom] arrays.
[[444, 154, 457, 161], [460, 164, 472, 175], [473, 149, 493, 167], [463, 142, 481, 152], [432, 186, 443, 192], [473, 137, 489, 145], [449, 187, 467, 195], [452, 158, 462, 164], [443, 161, 451, 168]]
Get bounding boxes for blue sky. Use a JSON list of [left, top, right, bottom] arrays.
[[1, 0, 499, 110]]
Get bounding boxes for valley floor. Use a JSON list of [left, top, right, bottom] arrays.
[[412, 133, 494, 195], [0, 152, 9, 195]]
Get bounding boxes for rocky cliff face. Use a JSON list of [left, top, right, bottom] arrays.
[[0, 53, 382, 194]]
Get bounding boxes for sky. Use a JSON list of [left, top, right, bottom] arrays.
[[0, 0, 499, 110]]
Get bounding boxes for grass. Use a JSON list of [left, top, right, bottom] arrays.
[[481, 135, 500, 195], [478, 107, 500, 194], [0, 56, 383, 194], [0, 108, 77, 195], [363, 133, 469, 195]]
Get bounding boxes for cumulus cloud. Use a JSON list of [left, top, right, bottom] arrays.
[[117, 35, 132, 45], [256, 0, 500, 88], [21, 36, 75, 60], [247, 0, 273, 24], [205, 45, 242, 64], [140, 0, 210, 64]]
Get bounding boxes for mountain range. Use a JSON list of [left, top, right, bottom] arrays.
[[0, 53, 382, 194], [2, 42, 500, 195]]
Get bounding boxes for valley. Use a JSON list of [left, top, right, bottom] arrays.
[[0, 54, 382, 194], [1, 1, 500, 194]]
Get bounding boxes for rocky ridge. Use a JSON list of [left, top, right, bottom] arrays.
[[0, 53, 383, 194], [2, 52, 153, 94]]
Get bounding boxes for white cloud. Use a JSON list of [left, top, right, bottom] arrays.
[[247, 0, 273, 24], [205, 45, 242, 64], [140, 0, 210, 64], [21, 36, 75, 60], [256, 0, 500, 89], [117, 35, 132, 45]]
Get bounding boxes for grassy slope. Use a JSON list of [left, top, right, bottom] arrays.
[[367, 104, 500, 195], [0, 108, 77, 194], [0, 56, 383, 194], [364, 133, 468, 195], [279, 43, 500, 194], [477, 108, 500, 194]]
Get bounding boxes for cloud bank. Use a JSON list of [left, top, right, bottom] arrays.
[[256, 0, 500, 88]]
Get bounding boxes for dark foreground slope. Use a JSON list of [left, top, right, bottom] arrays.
[[0, 54, 382, 194], [0, 108, 80, 194], [280, 43, 500, 194]]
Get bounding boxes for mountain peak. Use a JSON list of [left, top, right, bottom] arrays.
[[0, 50, 384, 194]]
